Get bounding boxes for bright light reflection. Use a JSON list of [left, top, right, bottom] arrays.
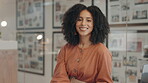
[[1, 21, 7, 27], [37, 35, 43, 40]]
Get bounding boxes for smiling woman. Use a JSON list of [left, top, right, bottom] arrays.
[[50, 4, 113, 83], [76, 9, 94, 37]]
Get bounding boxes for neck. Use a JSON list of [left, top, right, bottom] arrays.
[[79, 36, 92, 48]]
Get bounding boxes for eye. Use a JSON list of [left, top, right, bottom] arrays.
[[77, 18, 82, 21], [87, 19, 92, 22]]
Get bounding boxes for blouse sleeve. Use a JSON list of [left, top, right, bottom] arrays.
[[50, 46, 70, 83], [96, 48, 113, 83]]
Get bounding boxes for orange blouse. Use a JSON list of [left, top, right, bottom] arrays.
[[51, 43, 113, 83]]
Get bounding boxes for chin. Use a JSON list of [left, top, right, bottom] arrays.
[[79, 33, 90, 37]]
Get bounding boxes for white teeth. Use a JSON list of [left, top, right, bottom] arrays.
[[80, 28, 87, 31]]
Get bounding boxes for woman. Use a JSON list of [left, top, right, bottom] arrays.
[[51, 4, 113, 83]]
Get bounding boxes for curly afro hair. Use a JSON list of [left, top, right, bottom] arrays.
[[62, 4, 110, 45]]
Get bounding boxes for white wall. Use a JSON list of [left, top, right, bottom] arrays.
[[0, 0, 16, 40]]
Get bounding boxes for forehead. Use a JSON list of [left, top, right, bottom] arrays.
[[79, 10, 92, 18]]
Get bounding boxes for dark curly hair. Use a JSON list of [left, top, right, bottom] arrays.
[[62, 4, 110, 45]]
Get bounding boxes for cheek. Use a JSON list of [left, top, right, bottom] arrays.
[[76, 22, 80, 26], [75, 24, 79, 31], [76, 24, 78, 29], [76, 22, 80, 29], [89, 23, 94, 29]]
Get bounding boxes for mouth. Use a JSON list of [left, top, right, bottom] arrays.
[[79, 27, 88, 31]]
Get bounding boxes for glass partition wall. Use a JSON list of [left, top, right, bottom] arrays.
[[109, 27, 148, 83], [108, 0, 148, 83], [0, 0, 148, 83]]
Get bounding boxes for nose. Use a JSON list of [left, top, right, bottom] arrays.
[[81, 20, 86, 26]]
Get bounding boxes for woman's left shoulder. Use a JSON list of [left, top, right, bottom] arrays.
[[95, 43, 111, 55], [95, 43, 108, 50]]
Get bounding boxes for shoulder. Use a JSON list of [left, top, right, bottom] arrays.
[[95, 43, 108, 51], [57, 43, 75, 58], [94, 43, 112, 57], [61, 43, 76, 50]]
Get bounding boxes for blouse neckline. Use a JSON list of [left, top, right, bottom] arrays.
[[76, 44, 94, 50]]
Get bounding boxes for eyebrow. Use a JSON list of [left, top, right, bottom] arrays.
[[78, 17, 93, 19]]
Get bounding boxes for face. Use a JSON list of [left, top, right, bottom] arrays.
[[76, 10, 94, 37]]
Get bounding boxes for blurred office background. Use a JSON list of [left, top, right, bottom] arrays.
[[0, 0, 148, 83]]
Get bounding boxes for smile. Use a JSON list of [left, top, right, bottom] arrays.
[[79, 27, 88, 31]]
